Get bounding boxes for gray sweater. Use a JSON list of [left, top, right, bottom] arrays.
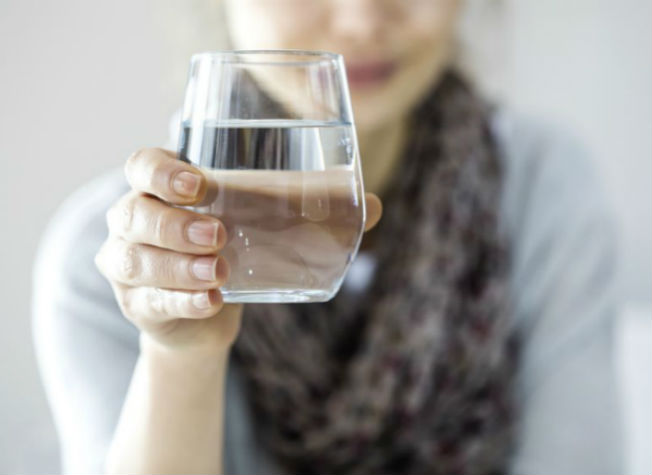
[[32, 109, 624, 474]]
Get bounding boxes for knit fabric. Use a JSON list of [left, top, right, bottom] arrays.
[[233, 71, 519, 475]]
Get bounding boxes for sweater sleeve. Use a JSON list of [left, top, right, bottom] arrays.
[[494, 111, 625, 475], [32, 169, 139, 474]]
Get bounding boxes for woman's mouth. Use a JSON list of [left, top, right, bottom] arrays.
[[345, 59, 397, 90]]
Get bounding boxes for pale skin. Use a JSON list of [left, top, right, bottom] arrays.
[[98, 1, 461, 473]]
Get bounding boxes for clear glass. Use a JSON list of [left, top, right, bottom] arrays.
[[178, 50, 366, 303]]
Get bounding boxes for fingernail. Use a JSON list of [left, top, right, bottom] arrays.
[[215, 256, 230, 284], [191, 256, 217, 281], [173, 171, 201, 197], [187, 221, 219, 247], [192, 290, 215, 309]]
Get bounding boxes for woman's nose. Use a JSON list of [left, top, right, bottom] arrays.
[[329, 0, 388, 43]]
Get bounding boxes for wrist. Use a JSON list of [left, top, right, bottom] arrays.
[[139, 332, 231, 370]]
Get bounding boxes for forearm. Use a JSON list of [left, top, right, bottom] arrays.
[[105, 335, 229, 475]]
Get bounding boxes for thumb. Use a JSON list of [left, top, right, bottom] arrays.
[[364, 192, 382, 231]]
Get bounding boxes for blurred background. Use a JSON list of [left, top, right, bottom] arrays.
[[0, 0, 650, 473]]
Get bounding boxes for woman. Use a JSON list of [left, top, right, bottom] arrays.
[[33, 1, 623, 474]]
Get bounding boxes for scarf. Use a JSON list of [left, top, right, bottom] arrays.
[[233, 71, 518, 475]]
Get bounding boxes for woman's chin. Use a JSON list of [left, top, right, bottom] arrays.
[[350, 89, 402, 133]]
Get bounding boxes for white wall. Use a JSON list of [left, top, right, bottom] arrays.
[[0, 1, 649, 473]]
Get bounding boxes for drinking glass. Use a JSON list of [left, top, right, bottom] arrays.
[[177, 50, 366, 303]]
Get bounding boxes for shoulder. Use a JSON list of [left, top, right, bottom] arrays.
[[491, 107, 616, 243], [491, 113, 625, 475], [490, 108, 621, 333], [32, 169, 140, 473], [35, 168, 127, 279], [33, 168, 131, 335]]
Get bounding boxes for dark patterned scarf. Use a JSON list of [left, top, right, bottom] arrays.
[[233, 71, 519, 475]]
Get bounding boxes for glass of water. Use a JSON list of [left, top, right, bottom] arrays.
[[177, 50, 366, 303]]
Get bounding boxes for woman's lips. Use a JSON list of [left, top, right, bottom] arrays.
[[345, 60, 396, 89]]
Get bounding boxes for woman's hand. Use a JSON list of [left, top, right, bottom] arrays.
[[95, 148, 383, 353], [95, 148, 241, 352]]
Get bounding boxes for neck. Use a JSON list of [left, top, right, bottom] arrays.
[[357, 118, 408, 197]]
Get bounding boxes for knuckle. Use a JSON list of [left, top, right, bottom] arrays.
[[122, 194, 138, 232], [120, 242, 141, 282], [152, 288, 196, 318], [111, 193, 137, 235], [148, 287, 165, 314], [158, 251, 179, 285], [125, 148, 170, 194], [153, 208, 172, 245], [163, 291, 180, 316], [182, 295, 196, 316], [174, 291, 196, 317], [125, 148, 146, 179]]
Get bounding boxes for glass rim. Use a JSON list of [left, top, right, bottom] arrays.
[[190, 49, 342, 66]]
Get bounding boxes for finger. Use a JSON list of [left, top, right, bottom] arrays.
[[95, 238, 230, 290], [124, 148, 207, 205], [107, 191, 227, 254], [112, 282, 224, 323], [364, 192, 382, 231]]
